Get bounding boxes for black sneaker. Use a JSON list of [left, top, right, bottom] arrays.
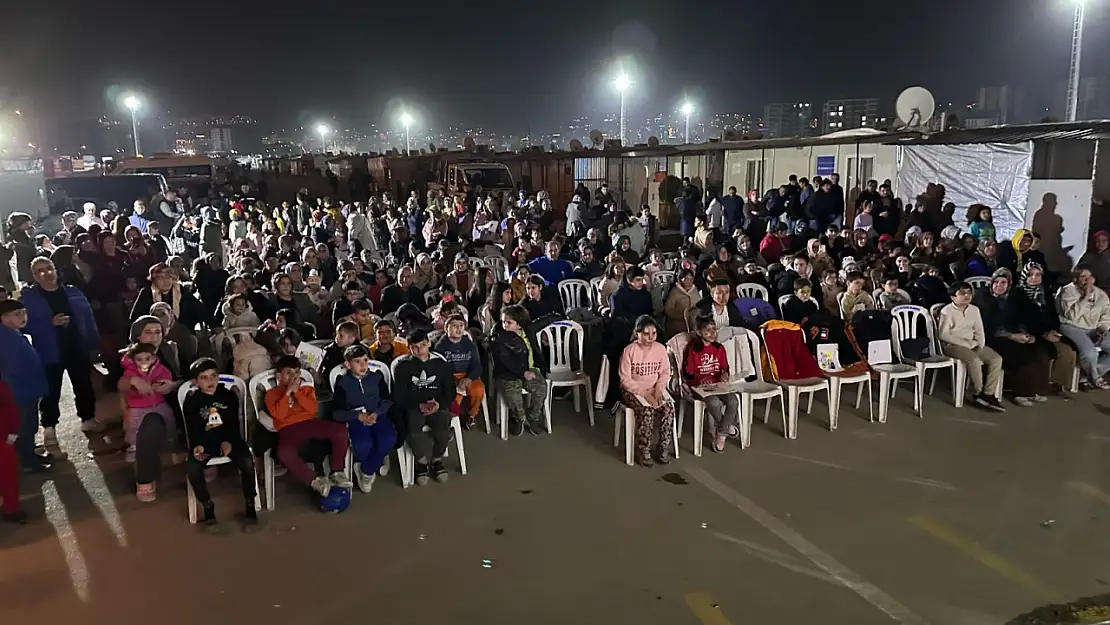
[[525, 419, 545, 436], [509, 419, 525, 437], [242, 503, 260, 532], [972, 393, 991, 408], [982, 394, 1007, 412], [431, 459, 449, 483], [414, 462, 431, 486], [2, 510, 28, 524], [199, 503, 220, 534]]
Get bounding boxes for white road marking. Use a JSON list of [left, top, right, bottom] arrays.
[[41, 480, 90, 601], [895, 477, 959, 492], [761, 451, 850, 470], [713, 532, 839, 584], [71, 454, 128, 547], [943, 418, 999, 427], [686, 466, 929, 625], [1085, 434, 1110, 442]]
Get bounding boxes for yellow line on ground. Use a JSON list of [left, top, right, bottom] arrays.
[[1066, 481, 1110, 506], [684, 592, 734, 625], [906, 516, 1059, 600]]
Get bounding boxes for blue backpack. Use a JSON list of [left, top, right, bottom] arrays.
[[320, 487, 351, 513]]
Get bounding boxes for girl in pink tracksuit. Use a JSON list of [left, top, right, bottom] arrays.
[[121, 342, 176, 462], [618, 315, 675, 467]]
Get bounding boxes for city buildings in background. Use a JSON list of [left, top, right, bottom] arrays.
[[822, 98, 883, 133], [763, 102, 814, 138]]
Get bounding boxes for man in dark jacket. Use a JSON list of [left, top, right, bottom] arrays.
[[722, 186, 744, 236], [379, 266, 424, 316], [391, 329, 455, 485]]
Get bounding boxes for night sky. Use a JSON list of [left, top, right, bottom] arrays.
[[1, 0, 1107, 131]]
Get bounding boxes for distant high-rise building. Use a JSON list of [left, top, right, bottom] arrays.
[[822, 98, 881, 133], [209, 127, 233, 153], [763, 102, 812, 138]]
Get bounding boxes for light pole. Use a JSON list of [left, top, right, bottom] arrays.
[[123, 95, 141, 156], [680, 101, 694, 144], [399, 111, 413, 154], [614, 74, 631, 146], [315, 124, 330, 153], [1066, 0, 1088, 122]]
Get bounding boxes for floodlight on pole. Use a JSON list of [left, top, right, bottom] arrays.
[[680, 101, 695, 144], [122, 94, 142, 156], [614, 74, 631, 146], [1066, 0, 1089, 122], [399, 111, 414, 153], [316, 124, 330, 153]]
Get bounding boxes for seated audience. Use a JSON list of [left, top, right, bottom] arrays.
[[182, 358, 259, 531], [434, 314, 486, 430], [1056, 264, 1110, 389], [974, 269, 1050, 407], [490, 305, 548, 436], [937, 282, 1005, 411], [838, 271, 875, 320], [619, 315, 675, 466], [332, 345, 397, 493], [392, 329, 455, 485], [264, 355, 353, 498], [368, 319, 409, 365], [682, 316, 739, 455]]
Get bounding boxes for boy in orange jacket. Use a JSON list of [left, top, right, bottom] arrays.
[[0, 379, 28, 523], [264, 355, 352, 498]]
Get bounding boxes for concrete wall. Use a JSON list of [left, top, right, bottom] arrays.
[[721, 142, 899, 203], [1026, 179, 1093, 273]]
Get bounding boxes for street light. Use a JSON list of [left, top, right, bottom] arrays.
[[123, 94, 141, 156], [1066, 0, 1089, 122], [614, 73, 631, 146], [680, 101, 695, 144], [315, 123, 330, 153], [399, 111, 414, 154]]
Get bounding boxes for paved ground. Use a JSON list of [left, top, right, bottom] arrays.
[[3, 376, 1110, 625]]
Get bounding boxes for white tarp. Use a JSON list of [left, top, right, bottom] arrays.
[[897, 142, 1032, 239]]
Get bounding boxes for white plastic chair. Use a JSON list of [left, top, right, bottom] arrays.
[[726, 328, 786, 444], [491, 359, 535, 440], [872, 288, 911, 311], [557, 279, 592, 312], [423, 290, 441, 307], [966, 276, 992, 290], [760, 326, 831, 438], [477, 304, 495, 335], [484, 255, 508, 280], [890, 305, 962, 407], [820, 354, 874, 425], [589, 276, 605, 308], [777, 294, 792, 311], [327, 361, 400, 482], [390, 354, 467, 488], [650, 270, 676, 291], [614, 390, 680, 466], [538, 320, 594, 430], [248, 368, 318, 511], [467, 257, 485, 272], [176, 374, 261, 524], [737, 283, 769, 301]]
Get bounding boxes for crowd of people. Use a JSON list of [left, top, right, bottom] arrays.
[[0, 169, 1103, 530]]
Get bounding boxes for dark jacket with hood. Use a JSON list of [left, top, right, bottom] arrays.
[[608, 281, 653, 322], [489, 325, 547, 379]]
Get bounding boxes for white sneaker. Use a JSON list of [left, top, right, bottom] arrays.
[[1013, 396, 1034, 407], [354, 463, 376, 493], [1032, 394, 1048, 403], [377, 455, 390, 477], [330, 471, 353, 489], [42, 427, 58, 447], [310, 476, 332, 497]]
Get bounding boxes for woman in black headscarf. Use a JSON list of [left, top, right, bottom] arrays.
[[1004, 262, 1078, 394]]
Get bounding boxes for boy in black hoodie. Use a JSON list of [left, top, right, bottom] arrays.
[[182, 358, 259, 532], [391, 328, 455, 485]]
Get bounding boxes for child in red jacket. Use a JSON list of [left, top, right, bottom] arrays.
[[0, 379, 27, 523]]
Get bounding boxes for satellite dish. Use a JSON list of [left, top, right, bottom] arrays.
[[463, 136, 475, 151], [568, 139, 584, 151], [589, 130, 603, 147], [896, 86, 936, 129], [647, 136, 660, 148]]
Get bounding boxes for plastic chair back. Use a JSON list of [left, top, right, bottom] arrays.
[[650, 271, 676, 291], [557, 279, 592, 311], [737, 283, 769, 301], [966, 276, 992, 290], [177, 374, 249, 440], [538, 320, 584, 376]]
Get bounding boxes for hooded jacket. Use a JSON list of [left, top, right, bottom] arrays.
[[121, 353, 173, 409], [490, 325, 547, 379], [1079, 230, 1110, 289], [0, 324, 47, 405], [609, 281, 653, 322], [221, 298, 261, 332], [332, 369, 393, 422]]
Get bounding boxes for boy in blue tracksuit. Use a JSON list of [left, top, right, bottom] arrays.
[[0, 300, 49, 471], [332, 344, 396, 494]]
